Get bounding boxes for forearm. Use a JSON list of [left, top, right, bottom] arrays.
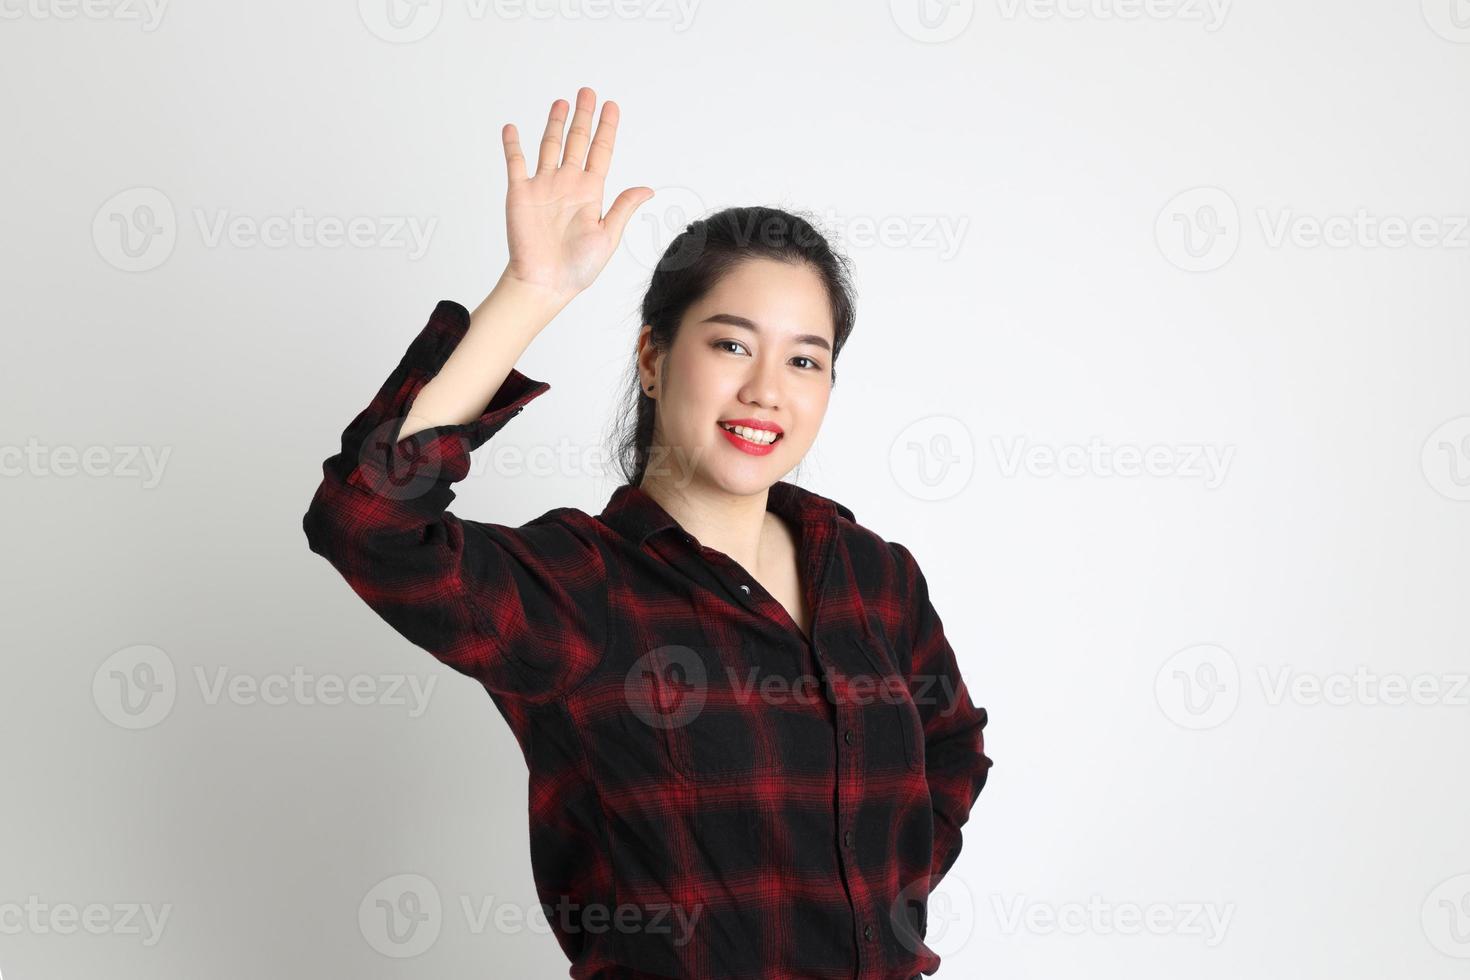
[[397, 268, 568, 441], [302, 297, 603, 699]]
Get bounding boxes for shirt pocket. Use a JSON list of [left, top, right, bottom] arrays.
[[642, 642, 814, 784], [850, 622, 926, 774]]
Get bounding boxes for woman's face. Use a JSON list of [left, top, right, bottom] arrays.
[[640, 257, 835, 495]]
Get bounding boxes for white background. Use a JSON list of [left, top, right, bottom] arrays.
[[3, 0, 1469, 977]]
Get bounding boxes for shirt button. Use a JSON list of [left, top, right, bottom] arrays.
[[843, 830, 853, 848], [863, 924, 875, 941], [843, 729, 854, 745], [739, 583, 750, 594]]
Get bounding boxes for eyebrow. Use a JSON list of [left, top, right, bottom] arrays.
[[697, 313, 832, 352]]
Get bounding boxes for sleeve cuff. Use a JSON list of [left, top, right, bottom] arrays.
[[344, 299, 551, 499]]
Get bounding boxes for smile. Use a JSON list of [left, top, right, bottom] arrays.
[[717, 419, 783, 456]]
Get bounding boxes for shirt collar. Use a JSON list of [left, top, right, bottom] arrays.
[[598, 480, 853, 547]]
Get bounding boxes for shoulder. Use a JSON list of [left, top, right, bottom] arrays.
[[819, 491, 909, 569], [827, 502, 924, 611], [461, 504, 610, 567], [828, 511, 934, 663]]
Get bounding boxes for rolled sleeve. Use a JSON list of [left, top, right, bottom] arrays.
[[302, 300, 607, 702]]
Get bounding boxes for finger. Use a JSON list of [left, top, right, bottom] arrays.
[[561, 86, 596, 170], [584, 99, 620, 176], [502, 123, 528, 183], [602, 186, 656, 245], [536, 98, 569, 176]]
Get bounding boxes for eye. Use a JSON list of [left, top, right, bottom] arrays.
[[714, 339, 822, 371]]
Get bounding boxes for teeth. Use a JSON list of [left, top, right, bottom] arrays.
[[720, 422, 779, 445]]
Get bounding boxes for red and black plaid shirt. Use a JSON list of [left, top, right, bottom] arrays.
[[302, 300, 992, 979]]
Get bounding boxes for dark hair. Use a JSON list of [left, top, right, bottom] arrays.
[[609, 205, 857, 488]]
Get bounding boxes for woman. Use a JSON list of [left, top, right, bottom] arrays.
[[303, 87, 992, 979]]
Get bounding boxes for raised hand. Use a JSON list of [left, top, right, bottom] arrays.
[[500, 87, 654, 307]]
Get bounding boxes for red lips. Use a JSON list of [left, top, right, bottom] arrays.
[[716, 418, 783, 457], [718, 417, 783, 436]]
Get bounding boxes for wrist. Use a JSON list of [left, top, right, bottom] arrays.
[[493, 267, 574, 316]]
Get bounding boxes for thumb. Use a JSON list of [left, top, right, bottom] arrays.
[[602, 186, 655, 244]]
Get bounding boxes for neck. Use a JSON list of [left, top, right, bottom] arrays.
[[638, 471, 775, 574]]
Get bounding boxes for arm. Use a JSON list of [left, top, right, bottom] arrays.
[[301, 295, 607, 702], [401, 86, 652, 442], [303, 87, 654, 702], [892, 541, 993, 890]]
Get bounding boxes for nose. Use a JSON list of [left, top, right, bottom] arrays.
[[738, 352, 782, 410]]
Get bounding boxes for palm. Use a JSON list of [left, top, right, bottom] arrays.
[[501, 88, 653, 304]]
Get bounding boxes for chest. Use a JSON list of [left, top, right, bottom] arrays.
[[558, 525, 925, 791], [752, 520, 812, 640]]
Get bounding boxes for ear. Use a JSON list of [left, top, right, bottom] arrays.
[[636, 324, 661, 392]]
